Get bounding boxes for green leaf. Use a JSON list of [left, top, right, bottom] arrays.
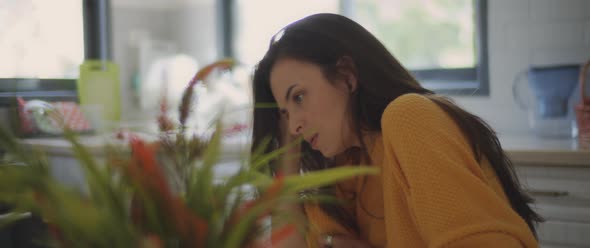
[[184, 119, 225, 226], [249, 137, 303, 171], [253, 102, 278, 109], [285, 166, 378, 192], [63, 131, 127, 221], [249, 135, 272, 165]]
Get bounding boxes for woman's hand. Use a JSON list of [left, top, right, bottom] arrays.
[[278, 115, 301, 175], [318, 235, 375, 248], [270, 117, 308, 248]]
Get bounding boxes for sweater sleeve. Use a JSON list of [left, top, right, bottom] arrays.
[[380, 94, 537, 248]]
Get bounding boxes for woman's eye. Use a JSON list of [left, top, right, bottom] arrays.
[[294, 93, 304, 104]]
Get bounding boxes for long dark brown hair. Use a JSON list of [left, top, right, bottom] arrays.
[[251, 13, 542, 237]]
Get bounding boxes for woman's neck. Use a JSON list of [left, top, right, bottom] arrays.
[[333, 130, 381, 164]]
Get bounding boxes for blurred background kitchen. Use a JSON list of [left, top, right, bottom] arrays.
[[1, 0, 590, 247], [1, 0, 590, 135]]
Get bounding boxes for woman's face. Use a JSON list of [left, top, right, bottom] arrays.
[[269, 58, 357, 157]]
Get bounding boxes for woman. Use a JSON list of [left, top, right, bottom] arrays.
[[251, 13, 541, 248]]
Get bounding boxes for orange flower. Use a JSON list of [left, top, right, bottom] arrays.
[[128, 136, 209, 245], [246, 224, 296, 248], [140, 234, 163, 248], [129, 137, 171, 200], [180, 59, 234, 125], [270, 224, 296, 247], [187, 59, 235, 89], [47, 223, 68, 247]]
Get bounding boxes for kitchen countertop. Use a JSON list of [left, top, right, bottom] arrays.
[[20, 134, 251, 184], [499, 134, 590, 167], [22, 135, 108, 155], [21, 133, 590, 167], [21, 133, 250, 161]]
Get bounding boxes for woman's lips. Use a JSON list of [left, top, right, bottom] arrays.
[[310, 134, 319, 149]]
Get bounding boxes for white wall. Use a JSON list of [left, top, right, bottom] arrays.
[[110, 0, 590, 134], [453, 0, 590, 135]]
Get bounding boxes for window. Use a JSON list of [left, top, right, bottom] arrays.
[[0, 0, 84, 79], [0, 0, 110, 104], [221, 0, 488, 95], [231, 0, 340, 66]]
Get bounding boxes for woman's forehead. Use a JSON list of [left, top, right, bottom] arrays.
[[270, 59, 303, 89], [270, 58, 320, 84]]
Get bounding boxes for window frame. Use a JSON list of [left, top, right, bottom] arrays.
[[219, 0, 489, 96]]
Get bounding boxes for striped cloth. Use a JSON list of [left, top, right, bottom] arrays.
[[17, 97, 92, 134]]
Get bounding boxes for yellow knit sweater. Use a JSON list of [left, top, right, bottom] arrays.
[[303, 94, 538, 248]]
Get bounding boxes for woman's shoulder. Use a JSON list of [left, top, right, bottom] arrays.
[[381, 93, 446, 128], [379, 93, 468, 151], [387, 92, 431, 107]]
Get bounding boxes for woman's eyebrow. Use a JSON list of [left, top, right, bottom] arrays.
[[284, 84, 298, 101]]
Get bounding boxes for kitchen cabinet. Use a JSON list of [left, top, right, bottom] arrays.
[[501, 135, 590, 248]]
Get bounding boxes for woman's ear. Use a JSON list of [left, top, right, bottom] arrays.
[[336, 56, 358, 93]]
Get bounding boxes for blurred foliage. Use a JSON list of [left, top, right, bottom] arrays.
[[0, 59, 377, 248]]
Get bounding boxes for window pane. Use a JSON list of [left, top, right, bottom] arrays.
[[0, 0, 84, 79], [233, 0, 339, 66], [353, 0, 475, 70]]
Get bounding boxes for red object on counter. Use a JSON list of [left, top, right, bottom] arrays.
[[575, 60, 590, 148], [16, 97, 92, 135]]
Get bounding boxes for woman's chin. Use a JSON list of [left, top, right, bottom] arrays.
[[317, 145, 348, 158], [318, 148, 335, 158], [313, 147, 326, 156]]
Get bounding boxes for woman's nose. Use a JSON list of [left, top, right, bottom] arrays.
[[289, 119, 303, 136]]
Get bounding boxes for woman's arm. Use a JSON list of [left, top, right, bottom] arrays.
[[380, 94, 537, 248]]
